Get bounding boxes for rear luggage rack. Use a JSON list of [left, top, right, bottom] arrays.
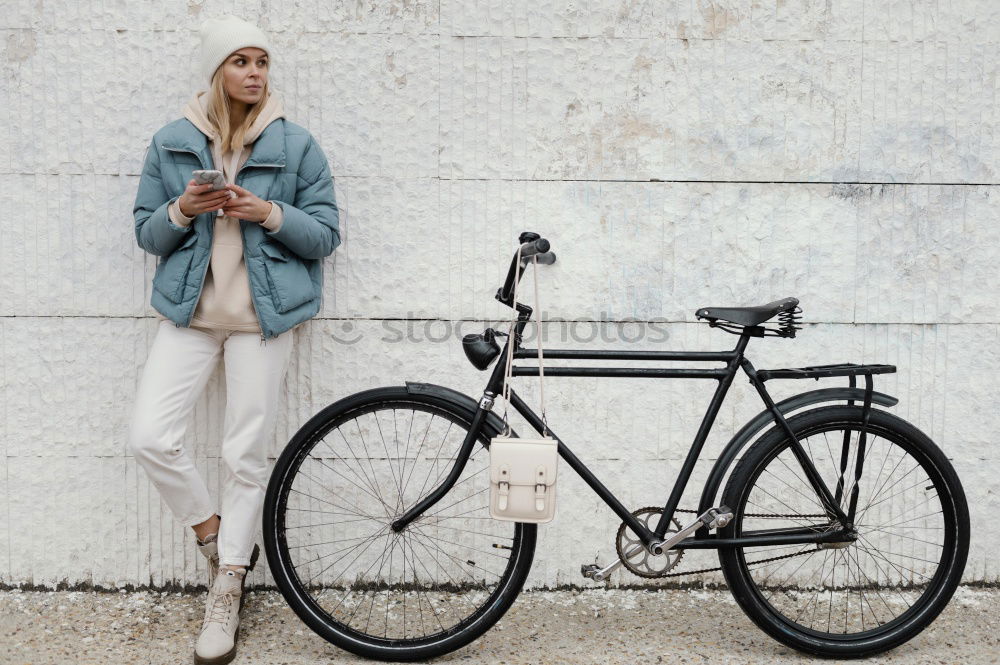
[[755, 364, 896, 441], [757, 363, 896, 382]]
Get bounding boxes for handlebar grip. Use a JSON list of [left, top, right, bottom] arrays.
[[519, 237, 550, 258], [496, 236, 556, 307], [533, 251, 556, 265]]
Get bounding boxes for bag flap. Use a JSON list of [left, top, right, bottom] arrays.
[[490, 436, 558, 485]]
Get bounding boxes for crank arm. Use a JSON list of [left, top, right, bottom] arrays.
[[581, 507, 733, 582], [581, 543, 644, 582], [649, 507, 732, 556]]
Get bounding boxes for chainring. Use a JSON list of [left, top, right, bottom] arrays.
[[615, 507, 685, 578]]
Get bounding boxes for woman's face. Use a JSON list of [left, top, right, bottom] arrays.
[[220, 47, 269, 106]]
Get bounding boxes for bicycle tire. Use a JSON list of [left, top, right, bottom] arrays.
[[718, 405, 969, 657], [263, 386, 537, 661]]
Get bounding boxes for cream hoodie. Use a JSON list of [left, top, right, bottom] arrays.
[[155, 89, 286, 333]]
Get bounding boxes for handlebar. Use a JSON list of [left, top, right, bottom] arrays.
[[495, 232, 557, 307]]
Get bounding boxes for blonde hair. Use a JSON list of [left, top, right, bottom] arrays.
[[206, 63, 272, 152]]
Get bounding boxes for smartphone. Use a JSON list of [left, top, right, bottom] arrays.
[[192, 169, 230, 216], [192, 169, 226, 189]]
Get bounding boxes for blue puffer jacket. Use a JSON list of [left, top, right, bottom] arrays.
[[133, 116, 341, 341]]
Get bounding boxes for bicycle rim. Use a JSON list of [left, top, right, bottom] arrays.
[[267, 395, 534, 654], [724, 413, 961, 643]]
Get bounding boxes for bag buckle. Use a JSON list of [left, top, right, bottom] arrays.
[[498, 465, 511, 511], [534, 466, 547, 512]]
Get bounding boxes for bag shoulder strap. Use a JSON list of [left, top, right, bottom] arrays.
[[499, 243, 548, 437]]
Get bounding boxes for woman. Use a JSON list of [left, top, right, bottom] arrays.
[[129, 15, 340, 664]]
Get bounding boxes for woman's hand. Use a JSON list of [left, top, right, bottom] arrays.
[[177, 180, 235, 217], [221, 184, 273, 223]]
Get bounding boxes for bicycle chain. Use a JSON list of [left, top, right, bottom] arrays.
[[675, 508, 828, 519], [633, 508, 824, 579], [639, 547, 814, 579]]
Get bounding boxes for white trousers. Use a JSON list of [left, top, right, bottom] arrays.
[[128, 319, 294, 566]]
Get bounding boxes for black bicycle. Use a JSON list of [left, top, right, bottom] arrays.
[[263, 232, 969, 661]]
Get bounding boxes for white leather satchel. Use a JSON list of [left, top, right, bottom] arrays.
[[489, 435, 557, 521], [489, 244, 558, 523]]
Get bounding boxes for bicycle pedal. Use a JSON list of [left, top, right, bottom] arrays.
[[581, 556, 627, 582], [704, 506, 733, 530]]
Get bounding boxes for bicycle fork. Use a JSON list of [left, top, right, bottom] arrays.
[[390, 391, 496, 533]]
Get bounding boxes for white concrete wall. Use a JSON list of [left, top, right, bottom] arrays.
[[0, 0, 997, 589]]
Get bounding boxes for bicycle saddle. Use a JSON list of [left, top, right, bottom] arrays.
[[695, 297, 799, 327]]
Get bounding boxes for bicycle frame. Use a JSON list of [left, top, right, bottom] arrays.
[[391, 297, 887, 555]]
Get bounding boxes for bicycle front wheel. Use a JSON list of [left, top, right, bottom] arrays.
[[719, 405, 969, 658], [263, 387, 536, 661]]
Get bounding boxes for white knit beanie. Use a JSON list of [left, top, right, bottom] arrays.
[[199, 15, 273, 86]]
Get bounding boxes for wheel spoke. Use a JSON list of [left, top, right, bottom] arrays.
[[729, 414, 958, 643], [268, 399, 527, 647]]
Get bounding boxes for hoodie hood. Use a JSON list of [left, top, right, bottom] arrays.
[[182, 88, 285, 147]]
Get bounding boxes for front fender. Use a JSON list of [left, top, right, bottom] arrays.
[[696, 387, 898, 528], [404, 381, 512, 440]]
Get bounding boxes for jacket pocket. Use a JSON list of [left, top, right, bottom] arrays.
[[153, 232, 198, 303], [260, 242, 315, 313]]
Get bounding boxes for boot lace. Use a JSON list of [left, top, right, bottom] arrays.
[[203, 589, 236, 632]]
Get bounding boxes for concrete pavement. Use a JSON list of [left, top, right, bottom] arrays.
[[2, 586, 997, 664]]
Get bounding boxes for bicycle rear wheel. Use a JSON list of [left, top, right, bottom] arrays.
[[719, 405, 969, 657], [264, 387, 536, 661]]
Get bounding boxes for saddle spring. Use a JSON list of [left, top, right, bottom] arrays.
[[767, 305, 803, 338]]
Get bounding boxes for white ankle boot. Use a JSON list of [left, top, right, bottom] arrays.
[[193, 544, 260, 665], [194, 568, 246, 664]]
